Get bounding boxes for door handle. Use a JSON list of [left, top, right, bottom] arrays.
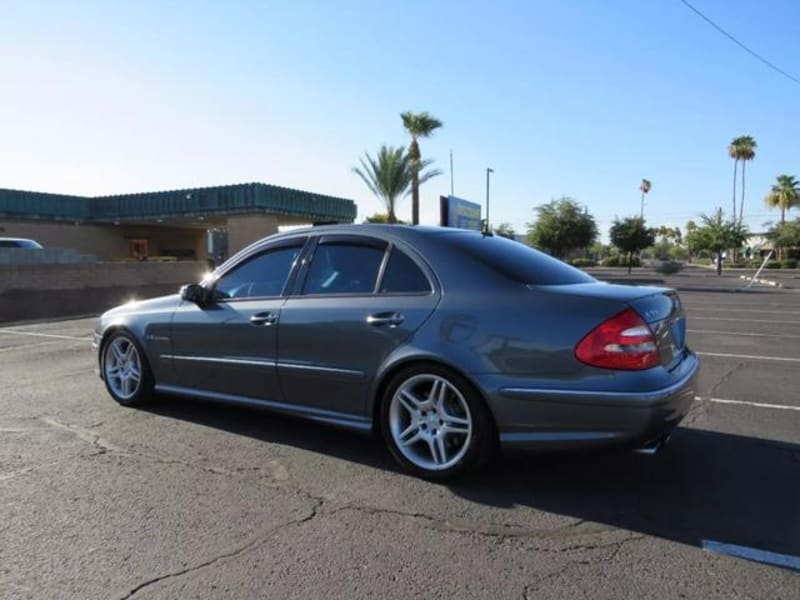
[[250, 312, 277, 326], [366, 312, 404, 327]]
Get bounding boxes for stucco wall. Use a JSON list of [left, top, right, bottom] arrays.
[[0, 261, 207, 323]]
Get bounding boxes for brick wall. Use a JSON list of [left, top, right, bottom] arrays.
[[0, 261, 207, 323]]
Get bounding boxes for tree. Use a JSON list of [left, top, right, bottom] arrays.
[[769, 220, 800, 256], [609, 217, 656, 273], [728, 135, 757, 225], [639, 179, 651, 218], [526, 198, 598, 259], [401, 111, 443, 225], [683, 220, 704, 261], [493, 223, 516, 239], [352, 145, 440, 224], [764, 174, 799, 226], [691, 209, 749, 275], [364, 213, 406, 224]]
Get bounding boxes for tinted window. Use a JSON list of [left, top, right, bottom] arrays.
[[441, 232, 595, 285], [303, 243, 385, 295], [380, 248, 431, 293], [214, 245, 302, 299]]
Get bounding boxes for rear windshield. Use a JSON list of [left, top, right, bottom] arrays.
[[440, 232, 595, 285]]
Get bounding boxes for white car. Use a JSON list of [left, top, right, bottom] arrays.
[[0, 237, 43, 249]]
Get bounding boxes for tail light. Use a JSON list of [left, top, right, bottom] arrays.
[[575, 308, 660, 370]]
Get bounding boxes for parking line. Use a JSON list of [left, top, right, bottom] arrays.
[[688, 307, 800, 315], [692, 317, 800, 325], [702, 540, 800, 572], [697, 351, 800, 363], [688, 329, 800, 340], [701, 397, 800, 412], [0, 330, 91, 341]]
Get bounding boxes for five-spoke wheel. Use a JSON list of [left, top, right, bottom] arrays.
[[381, 365, 494, 479], [102, 332, 153, 406]]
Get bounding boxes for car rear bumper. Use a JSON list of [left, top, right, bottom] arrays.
[[483, 352, 699, 453]]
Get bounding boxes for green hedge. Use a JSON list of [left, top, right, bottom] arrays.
[[603, 256, 642, 267], [765, 261, 782, 269], [655, 261, 683, 274], [781, 259, 798, 269], [570, 258, 597, 267]]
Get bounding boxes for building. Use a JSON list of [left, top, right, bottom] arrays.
[[0, 182, 356, 263]]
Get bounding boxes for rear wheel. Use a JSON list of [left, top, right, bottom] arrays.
[[102, 331, 153, 407], [380, 364, 494, 480]]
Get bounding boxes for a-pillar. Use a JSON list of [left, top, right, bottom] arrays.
[[226, 214, 279, 256]]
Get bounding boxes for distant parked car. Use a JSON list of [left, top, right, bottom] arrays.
[[94, 225, 698, 480], [0, 237, 43, 249]]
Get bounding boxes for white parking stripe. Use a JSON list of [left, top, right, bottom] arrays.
[[693, 317, 800, 325], [700, 396, 800, 412], [0, 330, 91, 341], [702, 540, 800, 572], [697, 351, 800, 363], [689, 307, 800, 315], [0, 339, 66, 353], [688, 329, 800, 340]]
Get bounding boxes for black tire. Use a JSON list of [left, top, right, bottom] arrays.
[[380, 363, 495, 481], [101, 330, 154, 407]]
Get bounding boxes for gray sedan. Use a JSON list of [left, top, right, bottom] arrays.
[[94, 225, 698, 479]]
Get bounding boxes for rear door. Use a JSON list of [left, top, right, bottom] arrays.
[[277, 235, 440, 416]]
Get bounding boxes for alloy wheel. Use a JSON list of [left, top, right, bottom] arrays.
[[104, 337, 142, 401], [388, 374, 473, 471]]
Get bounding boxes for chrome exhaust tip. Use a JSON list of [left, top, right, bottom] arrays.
[[634, 433, 672, 455]]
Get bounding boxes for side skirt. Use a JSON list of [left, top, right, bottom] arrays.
[[154, 384, 373, 433]]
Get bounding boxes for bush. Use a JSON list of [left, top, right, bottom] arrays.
[[655, 261, 683, 275], [728, 262, 747, 269], [781, 259, 798, 269], [765, 261, 782, 269], [694, 258, 712, 265], [570, 258, 597, 267], [602, 255, 641, 268]]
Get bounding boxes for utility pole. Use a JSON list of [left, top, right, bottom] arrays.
[[485, 167, 494, 232]]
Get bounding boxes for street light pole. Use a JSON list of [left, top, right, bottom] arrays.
[[485, 167, 494, 232]]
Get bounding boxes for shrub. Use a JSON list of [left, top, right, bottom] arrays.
[[602, 255, 640, 268], [570, 258, 597, 267], [765, 261, 782, 269], [728, 262, 747, 269], [781, 259, 798, 269], [656, 261, 683, 275]]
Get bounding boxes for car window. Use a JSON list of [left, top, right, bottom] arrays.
[[440, 231, 595, 285], [213, 244, 302, 300], [303, 242, 385, 295], [380, 248, 431, 293]]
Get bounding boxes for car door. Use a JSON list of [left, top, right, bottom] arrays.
[[167, 237, 308, 402], [277, 234, 440, 417]]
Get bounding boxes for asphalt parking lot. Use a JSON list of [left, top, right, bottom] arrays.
[[2, 269, 799, 599]]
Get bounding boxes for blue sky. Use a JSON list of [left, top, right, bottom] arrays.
[[1, 0, 799, 237]]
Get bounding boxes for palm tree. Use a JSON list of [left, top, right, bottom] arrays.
[[352, 145, 440, 224], [729, 135, 757, 225], [765, 174, 800, 226], [639, 179, 651, 218], [401, 111, 443, 225]]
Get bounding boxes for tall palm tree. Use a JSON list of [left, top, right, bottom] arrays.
[[729, 135, 757, 226], [639, 178, 651, 218], [401, 111, 443, 225], [352, 145, 440, 224], [765, 174, 800, 226]]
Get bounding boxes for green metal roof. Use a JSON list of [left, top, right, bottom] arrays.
[[0, 183, 356, 223]]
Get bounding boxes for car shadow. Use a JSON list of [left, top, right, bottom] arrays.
[[143, 396, 800, 559]]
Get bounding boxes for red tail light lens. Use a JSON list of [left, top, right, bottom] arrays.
[[575, 308, 660, 370]]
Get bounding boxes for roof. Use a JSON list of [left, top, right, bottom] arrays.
[[0, 183, 356, 223]]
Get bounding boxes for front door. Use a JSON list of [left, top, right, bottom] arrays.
[[168, 239, 306, 402], [278, 236, 439, 416]]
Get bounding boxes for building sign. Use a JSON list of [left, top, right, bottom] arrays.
[[439, 195, 482, 231]]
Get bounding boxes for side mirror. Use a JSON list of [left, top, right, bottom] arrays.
[[180, 283, 209, 305]]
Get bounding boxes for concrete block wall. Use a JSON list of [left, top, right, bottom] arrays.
[[0, 248, 96, 265], [0, 261, 207, 323]]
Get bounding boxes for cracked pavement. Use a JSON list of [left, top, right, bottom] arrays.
[[1, 277, 799, 598]]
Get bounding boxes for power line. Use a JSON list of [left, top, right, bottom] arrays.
[[678, 0, 800, 86]]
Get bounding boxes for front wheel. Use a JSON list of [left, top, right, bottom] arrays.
[[380, 365, 494, 480], [102, 331, 154, 407]]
